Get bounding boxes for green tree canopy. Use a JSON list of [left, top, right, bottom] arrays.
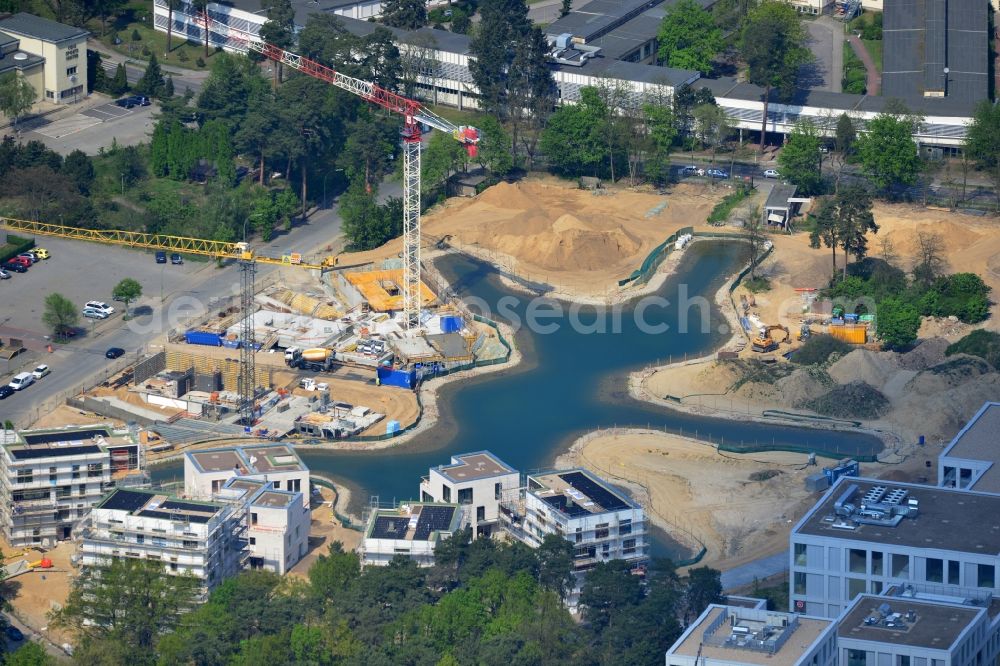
[[381, 0, 427, 29], [0, 72, 36, 128], [112, 278, 143, 315], [856, 108, 922, 195], [133, 52, 165, 98], [777, 119, 823, 194], [964, 100, 1000, 208], [876, 296, 921, 349], [656, 0, 722, 74], [539, 86, 609, 177]]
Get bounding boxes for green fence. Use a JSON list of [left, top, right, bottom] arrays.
[[618, 226, 694, 286], [0, 234, 35, 264]]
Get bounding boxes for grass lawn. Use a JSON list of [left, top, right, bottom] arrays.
[[862, 39, 883, 72], [91, 1, 217, 71]]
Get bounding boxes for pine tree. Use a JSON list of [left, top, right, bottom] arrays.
[[111, 63, 129, 95], [163, 75, 174, 98], [135, 52, 165, 98]]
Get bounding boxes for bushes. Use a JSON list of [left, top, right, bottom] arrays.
[[707, 184, 753, 224], [793, 334, 851, 365], [946, 330, 1000, 369], [842, 43, 867, 95], [876, 297, 921, 350], [917, 273, 991, 323]]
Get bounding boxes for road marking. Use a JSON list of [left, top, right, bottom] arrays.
[[31, 115, 103, 138]]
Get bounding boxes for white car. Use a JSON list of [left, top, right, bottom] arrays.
[[8, 372, 34, 391], [85, 301, 115, 315], [681, 165, 705, 177], [32, 364, 50, 379], [82, 308, 109, 320], [763, 169, 780, 179]]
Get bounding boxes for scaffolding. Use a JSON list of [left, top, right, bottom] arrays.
[[344, 270, 437, 313]]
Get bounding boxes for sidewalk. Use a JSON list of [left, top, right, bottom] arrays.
[[721, 550, 789, 590], [847, 33, 880, 96]]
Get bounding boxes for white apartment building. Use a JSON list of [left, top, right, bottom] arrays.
[[500, 468, 648, 573], [0, 426, 142, 547], [360, 502, 464, 567], [939, 402, 1000, 493], [666, 605, 838, 666], [80, 488, 244, 592], [419, 451, 521, 537], [184, 443, 310, 508], [789, 477, 1000, 620]]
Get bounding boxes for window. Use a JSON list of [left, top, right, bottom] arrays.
[[46, 90, 54, 99], [892, 554, 910, 578], [795, 543, 807, 566], [794, 572, 806, 595], [291, 479, 300, 492], [849, 549, 866, 573], [495, 482, 502, 500], [136, 534, 144, 544], [619, 519, 632, 536], [872, 580, 883, 594], [77, 484, 86, 495], [442, 486, 451, 502], [476, 506, 485, 522], [251, 513, 258, 526], [623, 538, 636, 554], [595, 523, 609, 539], [848, 578, 866, 599], [457, 488, 473, 504], [574, 528, 582, 544], [16, 470, 33, 484], [49, 473, 57, 482], [898, 657, 910, 666], [978, 564, 995, 588], [871, 551, 883, 576], [926, 558, 944, 583], [273, 481, 281, 489], [949, 560, 960, 585], [421, 491, 433, 502]]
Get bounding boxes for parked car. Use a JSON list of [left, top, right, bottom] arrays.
[[115, 97, 136, 108], [2, 262, 27, 273], [8, 372, 34, 391], [10, 256, 31, 268], [33, 248, 50, 260], [105, 347, 126, 359], [131, 95, 151, 106], [5, 626, 23, 642], [85, 301, 115, 315], [155, 251, 167, 264], [18, 252, 37, 264], [32, 364, 50, 379], [681, 165, 705, 177], [82, 307, 109, 320], [763, 169, 780, 179], [170, 253, 183, 265], [706, 168, 729, 179], [0, 385, 13, 400], [0, 269, 9, 279]]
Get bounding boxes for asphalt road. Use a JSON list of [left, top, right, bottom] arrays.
[[528, 0, 565, 24], [94, 43, 206, 98], [21, 100, 158, 155], [0, 203, 349, 428]]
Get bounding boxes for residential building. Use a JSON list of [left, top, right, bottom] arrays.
[[419, 451, 520, 537], [665, 604, 838, 666], [0, 426, 142, 548], [789, 476, 1000, 619], [360, 501, 465, 567], [215, 476, 310, 574], [883, 0, 989, 107], [80, 488, 244, 592], [0, 13, 88, 104], [939, 402, 1000, 492], [184, 443, 310, 507], [500, 468, 648, 572], [835, 591, 1000, 666]]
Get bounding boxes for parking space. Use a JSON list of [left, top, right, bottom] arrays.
[[81, 103, 133, 121], [23, 100, 157, 156]]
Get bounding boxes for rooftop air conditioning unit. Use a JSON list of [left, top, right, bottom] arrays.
[[555, 33, 572, 50]]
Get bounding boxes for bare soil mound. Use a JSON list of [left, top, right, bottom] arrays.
[[827, 349, 898, 387], [897, 337, 950, 371], [804, 381, 890, 419], [476, 180, 540, 211], [491, 219, 644, 272]]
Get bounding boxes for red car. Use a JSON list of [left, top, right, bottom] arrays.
[[9, 256, 30, 268]]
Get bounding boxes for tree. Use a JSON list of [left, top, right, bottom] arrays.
[[109, 62, 129, 96], [856, 108, 922, 195], [422, 131, 465, 196], [90, 0, 126, 36], [810, 198, 843, 278], [115, 144, 146, 189], [86, 49, 108, 94], [339, 182, 402, 250], [642, 101, 676, 186], [381, 0, 427, 29], [739, 2, 811, 153], [560, 0, 571, 16], [539, 86, 608, 177], [777, 119, 823, 194], [163, 0, 183, 53], [112, 278, 143, 316], [235, 96, 281, 186], [260, 0, 296, 84], [62, 149, 95, 195], [197, 53, 269, 128], [339, 108, 399, 192], [834, 112, 856, 156], [672, 83, 716, 148], [964, 100, 1000, 209], [4, 641, 53, 666], [190, 0, 212, 57], [683, 567, 723, 623], [41, 293, 78, 338], [912, 231, 946, 288], [744, 204, 767, 279], [476, 115, 514, 178], [834, 185, 878, 277], [0, 72, 36, 129], [163, 75, 174, 98], [656, 0, 722, 75], [536, 535, 574, 599], [134, 52, 165, 98], [51, 558, 200, 662], [876, 296, 920, 349]]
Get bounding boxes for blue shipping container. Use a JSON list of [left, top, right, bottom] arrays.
[[440, 315, 464, 333], [221, 337, 241, 349], [377, 366, 417, 389], [185, 330, 223, 346]]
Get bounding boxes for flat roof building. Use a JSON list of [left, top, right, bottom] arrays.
[[185, 443, 310, 507], [939, 402, 1000, 493], [665, 605, 837, 666], [0, 13, 88, 104], [360, 502, 465, 567], [419, 451, 520, 537]]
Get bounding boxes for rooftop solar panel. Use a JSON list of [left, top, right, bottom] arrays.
[[160, 499, 215, 513], [22, 429, 109, 445], [100, 489, 153, 513], [371, 515, 411, 539], [413, 506, 455, 540], [10, 444, 103, 460], [139, 509, 213, 524], [559, 471, 630, 511]]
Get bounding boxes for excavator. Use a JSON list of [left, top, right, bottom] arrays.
[[751, 325, 791, 353]]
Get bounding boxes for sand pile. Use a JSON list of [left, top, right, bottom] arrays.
[[475, 180, 540, 211], [897, 337, 950, 371], [827, 349, 899, 387], [489, 213, 644, 272]]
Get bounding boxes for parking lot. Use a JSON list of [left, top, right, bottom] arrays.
[[21, 99, 158, 156]]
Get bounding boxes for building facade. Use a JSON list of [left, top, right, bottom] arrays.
[[360, 501, 464, 567], [419, 451, 521, 537], [0, 13, 88, 104], [0, 426, 142, 547], [184, 443, 310, 507]]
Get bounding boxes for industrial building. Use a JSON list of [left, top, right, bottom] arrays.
[[882, 0, 989, 107], [360, 501, 465, 567], [789, 476, 1000, 619], [154, 0, 979, 148], [0, 13, 88, 105], [184, 443, 311, 508], [79, 488, 244, 592], [939, 402, 1000, 492], [0, 425, 143, 548], [500, 468, 648, 573], [418, 451, 521, 537]]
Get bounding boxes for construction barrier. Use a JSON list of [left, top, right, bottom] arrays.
[[618, 226, 695, 286]]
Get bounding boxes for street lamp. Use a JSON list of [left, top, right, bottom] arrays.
[[120, 172, 126, 195]]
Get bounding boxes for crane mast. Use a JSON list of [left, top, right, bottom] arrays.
[[212, 14, 480, 329]]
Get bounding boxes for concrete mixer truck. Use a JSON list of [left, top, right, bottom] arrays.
[[284, 347, 336, 372]]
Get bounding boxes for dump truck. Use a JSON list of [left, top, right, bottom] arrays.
[[284, 347, 336, 372]]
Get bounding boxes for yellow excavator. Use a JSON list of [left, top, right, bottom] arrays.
[[752, 325, 791, 353]]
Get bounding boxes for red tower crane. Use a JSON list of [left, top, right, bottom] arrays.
[[208, 14, 480, 328]]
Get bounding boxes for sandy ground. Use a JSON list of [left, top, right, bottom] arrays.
[[340, 176, 727, 301], [558, 428, 937, 571], [288, 485, 362, 578], [1, 536, 76, 648]]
